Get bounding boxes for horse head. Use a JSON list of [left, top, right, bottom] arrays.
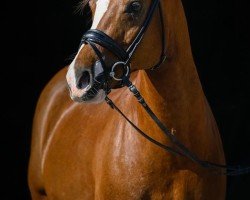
[[66, 0, 165, 103]]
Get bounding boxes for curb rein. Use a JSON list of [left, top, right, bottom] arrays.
[[80, 0, 250, 176]]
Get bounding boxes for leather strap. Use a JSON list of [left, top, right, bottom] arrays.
[[126, 0, 162, 57], [150, 2, 167, 70], [105, 78, 250, 176], [82, 29, 128, 61]]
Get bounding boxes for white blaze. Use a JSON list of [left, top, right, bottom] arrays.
[[91, 0, 110, 29], [66, 0, 110, 101]]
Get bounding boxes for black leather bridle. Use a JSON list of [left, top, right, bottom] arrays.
[[80, 0, 166, 91], [79, 0, 250, 176]]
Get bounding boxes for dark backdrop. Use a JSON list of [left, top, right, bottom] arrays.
[[2, 0, 250, 199]]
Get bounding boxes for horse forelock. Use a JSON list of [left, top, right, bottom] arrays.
[[74, 0, 91, 15]]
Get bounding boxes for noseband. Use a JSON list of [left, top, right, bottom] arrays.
[[78, 0, 250, 176]]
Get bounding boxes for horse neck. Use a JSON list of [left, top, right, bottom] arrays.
[[146, 0, 208, 132], [147, 61, 207, 129]]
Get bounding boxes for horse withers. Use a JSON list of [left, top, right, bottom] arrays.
[[29, 0, 226, 199]]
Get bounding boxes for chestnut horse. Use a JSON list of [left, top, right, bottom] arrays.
[[29, 0, 226, 199]]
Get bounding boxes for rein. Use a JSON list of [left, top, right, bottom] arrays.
[[79, 0, 250, 176], [105, 79, 250, 176]]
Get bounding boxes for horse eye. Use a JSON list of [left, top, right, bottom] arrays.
[[126, 1, 142, 13]]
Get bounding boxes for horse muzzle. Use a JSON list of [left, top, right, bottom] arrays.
[[66, 61, 107, 103]]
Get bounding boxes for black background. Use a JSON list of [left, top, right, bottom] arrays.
[[2, 0, 250, 199]]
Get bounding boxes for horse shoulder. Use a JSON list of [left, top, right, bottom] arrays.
[[28, 67, 70, 198]]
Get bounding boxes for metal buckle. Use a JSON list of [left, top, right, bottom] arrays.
[[110, 61, 130, 81]]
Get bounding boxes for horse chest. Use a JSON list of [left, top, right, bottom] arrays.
[[42, 104, 173, 199]]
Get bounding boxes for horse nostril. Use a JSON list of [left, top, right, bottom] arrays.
[[77, 71, 91, 89]]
